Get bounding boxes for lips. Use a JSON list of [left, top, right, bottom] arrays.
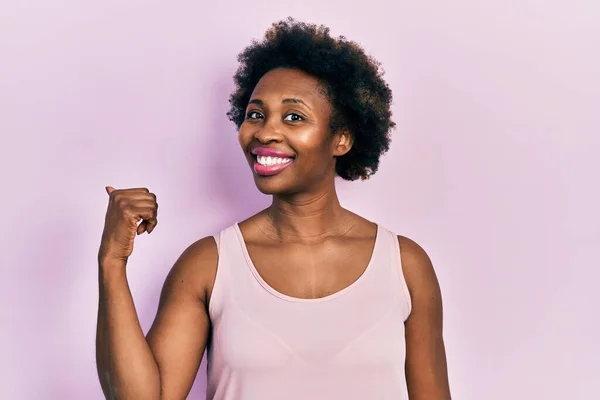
[[251, 146, 295, 158], [251, 146, 295, 177]]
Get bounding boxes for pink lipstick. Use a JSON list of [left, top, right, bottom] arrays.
[[251, 147, 295, 158], [251, 147, 295, 177]]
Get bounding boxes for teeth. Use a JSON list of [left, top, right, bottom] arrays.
[[257, 155, 293, 166]]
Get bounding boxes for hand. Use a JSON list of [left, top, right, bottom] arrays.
[[98, 186, 158, 264]]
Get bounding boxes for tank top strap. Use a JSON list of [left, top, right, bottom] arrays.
[[213, 232, 220, 253], [376, 225, 412, 318], [208, 223, 244, 321]]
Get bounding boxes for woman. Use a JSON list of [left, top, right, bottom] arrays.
[[96, 18, 451, 400]]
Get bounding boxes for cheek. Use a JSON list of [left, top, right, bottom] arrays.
[[294, 126, 332, 154], [238, 124, 253, 149]]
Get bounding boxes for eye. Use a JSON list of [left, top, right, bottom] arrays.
[[284, 113, 303, 122], [246, 111, 263, 120]]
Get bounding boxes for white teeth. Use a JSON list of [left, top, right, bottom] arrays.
[[257, 155, 293, 166]]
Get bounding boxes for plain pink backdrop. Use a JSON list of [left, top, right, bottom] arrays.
[[1, 1, 598, 399]]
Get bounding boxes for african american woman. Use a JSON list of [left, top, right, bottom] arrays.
[[96, 18, 452, 400]]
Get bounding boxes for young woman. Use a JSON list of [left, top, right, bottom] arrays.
[[96, 18, 451, 400]]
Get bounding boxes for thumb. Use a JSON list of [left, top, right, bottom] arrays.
[[105, 186, 116, 195]]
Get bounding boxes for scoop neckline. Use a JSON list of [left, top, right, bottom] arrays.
[[233, 222, 380, 303]]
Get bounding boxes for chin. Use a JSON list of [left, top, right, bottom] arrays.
[[248, 156, 301, 195], [252, 175, 296, 196]]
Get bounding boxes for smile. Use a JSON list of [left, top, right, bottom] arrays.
[[253, 155, 294, 176], [256, 155, 293, 166], [250, 146, 296, 177]]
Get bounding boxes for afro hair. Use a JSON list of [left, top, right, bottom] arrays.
[[227, 18, 395, 181]]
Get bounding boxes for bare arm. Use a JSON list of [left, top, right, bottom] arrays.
[[96, 237, 217, 400], [146, 236, 217, 399], [399, 236, 452, 400], [96, 260, 161, 399], [95, 186, 217, 399]]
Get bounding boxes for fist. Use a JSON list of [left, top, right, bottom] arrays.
[[98, 186, 158, 264]]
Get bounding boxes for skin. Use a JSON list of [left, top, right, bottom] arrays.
[[96, 67, 451, 399]]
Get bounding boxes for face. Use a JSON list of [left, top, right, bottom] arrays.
[[238, 68, 352, 196]]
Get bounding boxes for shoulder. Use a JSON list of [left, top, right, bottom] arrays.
[[397, 235, 432, 271], [396, 235, 442, 306], [162, 236, 219, 307], [178, 235, 219, 264], [395, 236, 451, 397]]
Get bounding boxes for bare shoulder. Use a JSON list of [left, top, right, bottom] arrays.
[[161, 235, 219, 307], [176, 235, 218, 268], [397, 235, 441, 302]]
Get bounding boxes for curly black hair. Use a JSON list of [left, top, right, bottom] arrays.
[[227, 18, 395, 181]]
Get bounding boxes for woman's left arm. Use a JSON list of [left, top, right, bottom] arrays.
[[398, 236, 452, 400]]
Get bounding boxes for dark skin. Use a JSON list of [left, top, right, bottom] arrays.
[[96, 67, 451, 399]]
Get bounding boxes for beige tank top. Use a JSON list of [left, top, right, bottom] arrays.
[[206, 223, 412, 400]]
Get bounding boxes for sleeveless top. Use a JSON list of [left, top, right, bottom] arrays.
[[206, 223, 412, 400]]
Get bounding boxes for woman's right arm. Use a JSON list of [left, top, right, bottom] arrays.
[[96, 258, 161, 399], [96, 186, 216, 399]]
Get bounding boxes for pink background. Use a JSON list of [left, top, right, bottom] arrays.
[[1, 1, 598, 399]]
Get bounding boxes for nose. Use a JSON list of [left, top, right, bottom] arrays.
[[254, 117, 283, 144]]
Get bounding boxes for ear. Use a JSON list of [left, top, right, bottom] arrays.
[[332, 130, 354, 157]]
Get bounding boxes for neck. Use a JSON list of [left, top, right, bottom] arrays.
[[264, 183, 352, 241]]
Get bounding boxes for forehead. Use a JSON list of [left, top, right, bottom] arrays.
[[249, 68, 330, 108]]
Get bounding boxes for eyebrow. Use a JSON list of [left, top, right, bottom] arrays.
[[248, 98, 312, 110]]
